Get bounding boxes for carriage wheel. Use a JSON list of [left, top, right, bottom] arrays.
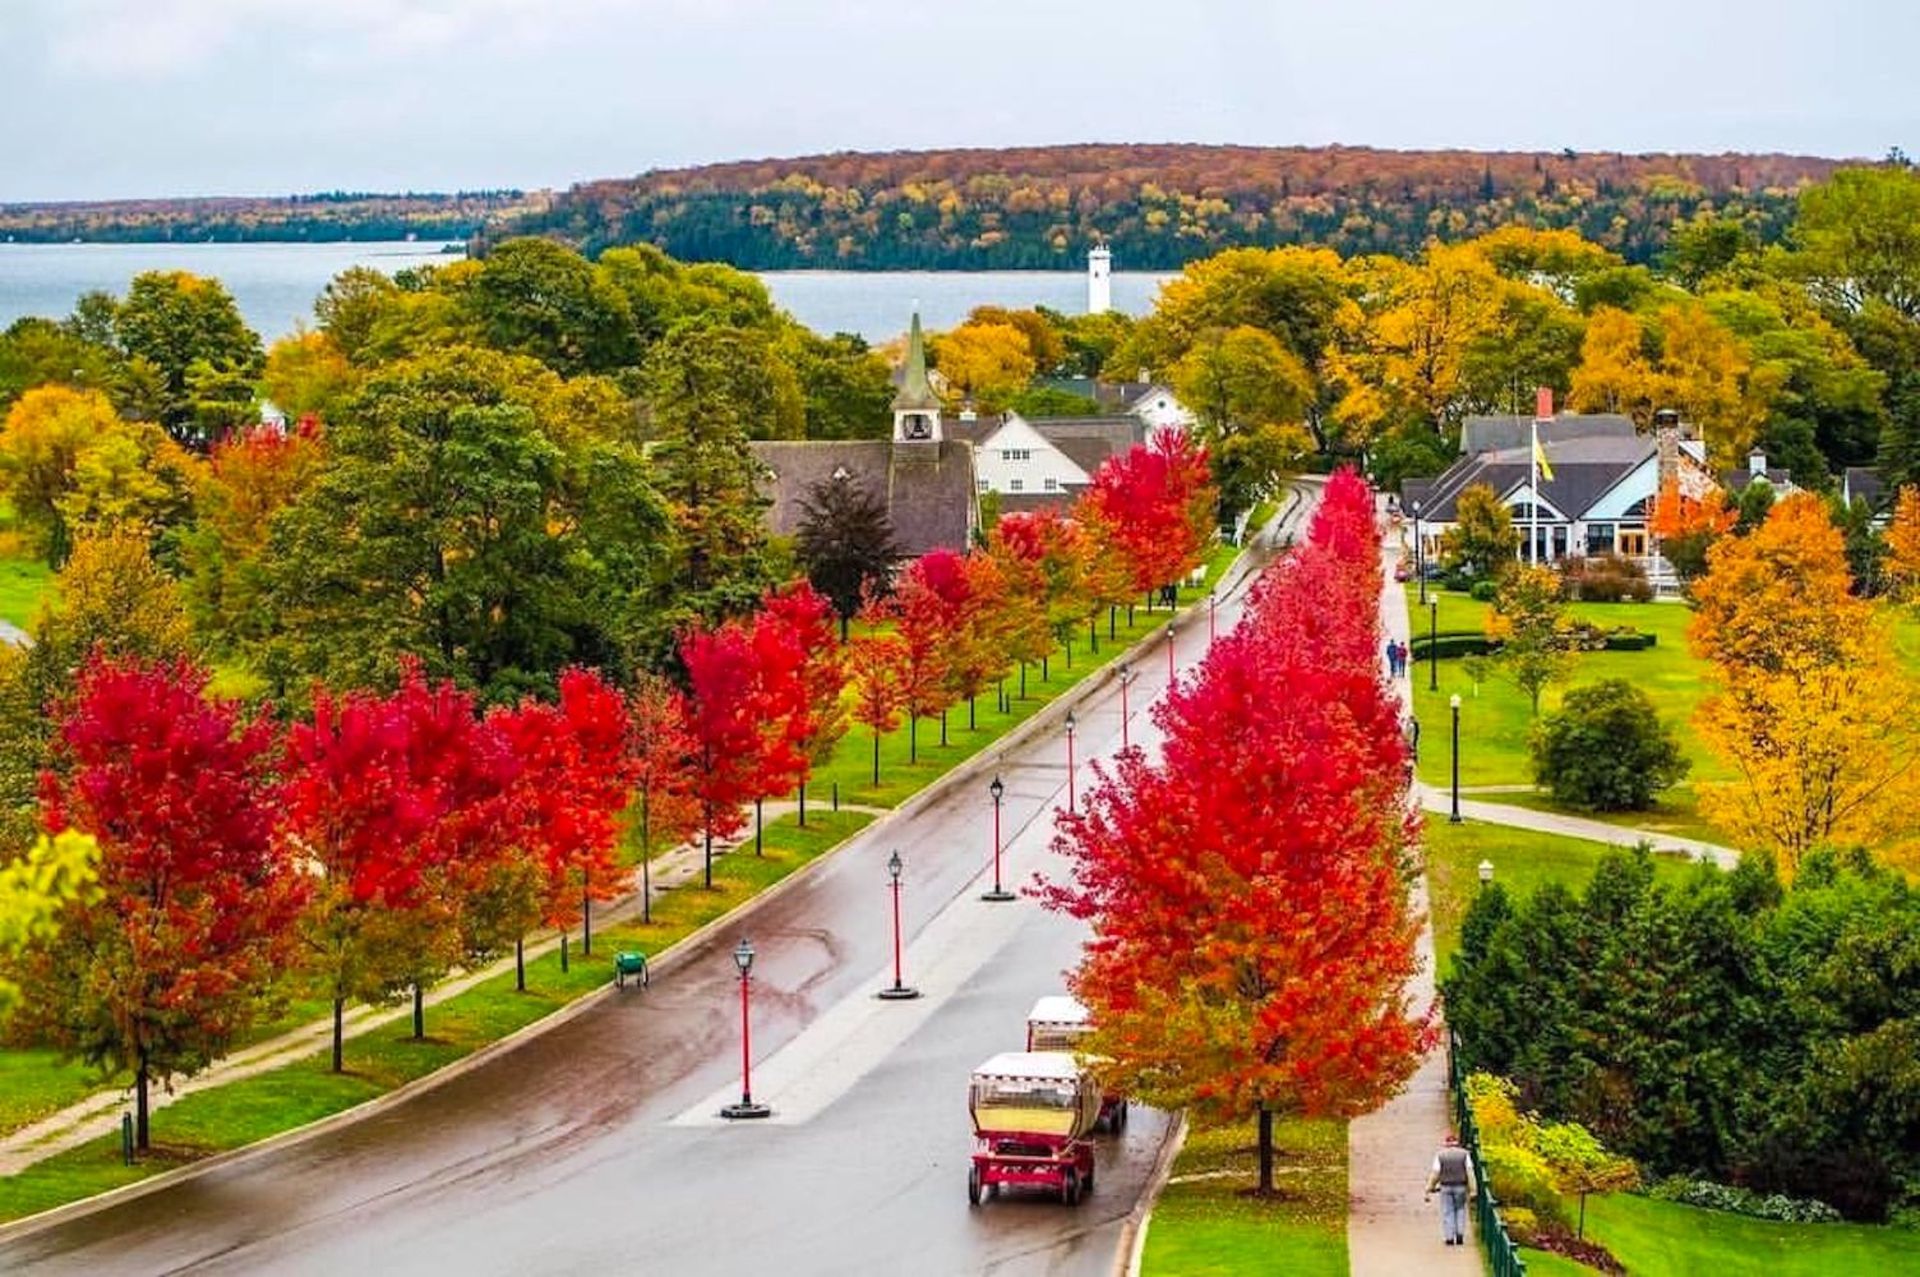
[[1061, 1167, 1080, 1206], [1115, 1102, 1128, 1132], [968, 1164, 983, 1207]]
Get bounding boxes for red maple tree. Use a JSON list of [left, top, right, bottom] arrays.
[[1082, 429, 1216, 604], [25, 656, 303, 1149], [879, 553, 962, 761], [1044, 468, 1427, 1193], [757, 581, 848, 824], [680, 619, 767, 888], [845, 629, 909, 787], [627, 671, 700, 924]]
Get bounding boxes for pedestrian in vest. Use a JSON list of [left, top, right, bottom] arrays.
[[1425, 1132, 1472, 1245], [1384, 638, 1400, 678]]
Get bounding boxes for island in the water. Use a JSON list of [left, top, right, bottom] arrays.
[[1, 143, 1867, 269]]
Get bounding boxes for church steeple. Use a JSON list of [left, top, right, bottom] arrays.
[[893, 310, 942, 443]]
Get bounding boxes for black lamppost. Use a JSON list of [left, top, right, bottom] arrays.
[[982, 775, 1014, 902], [1412, 499, 1427, 606], [877, 851, 920, 1000], [1428, 597, 1440, 693], [1064, 709, 1077, 815], [1449, 693, 1464, 825], [1119, 664, 1136, 751], [720, 938, 771, 1119]]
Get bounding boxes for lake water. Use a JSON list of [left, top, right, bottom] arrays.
[[0, 242, 1173, 345]]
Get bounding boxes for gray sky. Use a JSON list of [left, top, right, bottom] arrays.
[[3, 0, 1913, 201]]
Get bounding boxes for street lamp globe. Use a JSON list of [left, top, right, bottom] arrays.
[[732, 937, 755, 975], [1478, 859, 1495, 886], [989, 775, 1005, 804], [1449, 693, 1462, 711], [887, 849, 903, 882], [1065, 710, 1076, 736]]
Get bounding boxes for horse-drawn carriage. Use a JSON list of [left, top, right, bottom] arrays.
[[1025, 996, 1127, 1132]]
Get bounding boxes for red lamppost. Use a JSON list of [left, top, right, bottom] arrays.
[[1208, 589, 1217, 642], [1118, 664, 1136, 750], [1166, 622, 1178, 683], [877, 851, 920, 1000], [982, 775, 1014, 902], [1064, 709, 1077, 815], [720, 938, 770, 1119]]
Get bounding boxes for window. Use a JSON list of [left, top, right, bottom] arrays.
[[1043, 477, 1059, 492], [1009, 479, 1024, 492], [977, 479, 989, 492], [1000, 448, 1030, 462], [1585, 523, 1614, 556]]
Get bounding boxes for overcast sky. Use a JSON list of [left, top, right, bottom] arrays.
[[3, 0, 1914, 202]]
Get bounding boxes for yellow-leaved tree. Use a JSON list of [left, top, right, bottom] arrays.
[[1689, 493, 1920, 873], [1885, 485, 1920, 603]]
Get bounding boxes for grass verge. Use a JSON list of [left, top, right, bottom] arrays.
[[0, 810, 871, 1223], [1141, 1116, 1348, 1277]]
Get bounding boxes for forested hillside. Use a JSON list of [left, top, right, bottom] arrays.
[[513, 143, 1855, 268], [0, 190, 543, 244]]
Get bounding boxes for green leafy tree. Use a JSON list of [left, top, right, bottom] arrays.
[[1791, 167, 1920, 319], [776, 327, 893, 440], [111, 271, 263, 446], [1530, 679, 1690, 810], [644, 326, 784, 621], [314, 266, 403, 364], [461, 237, 641, 376], [1439, 483, 1519, 578], [265, 348, 666, 699], [1171, 324, 1314, 520], [1486, 564, 1577, 715]]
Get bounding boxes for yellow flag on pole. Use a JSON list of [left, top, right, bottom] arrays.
[[1533, 436, 1555, 483]]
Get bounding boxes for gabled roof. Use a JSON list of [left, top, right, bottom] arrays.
[[1845, 466, 1888, 510], [749, 439, 976, 559], [1411, 433, 1658, 523], [1725, 467, 1796, 494]]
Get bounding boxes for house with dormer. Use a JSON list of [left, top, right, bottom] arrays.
[[1402, 412, 1717, 587], [749, 311, 979, 557]]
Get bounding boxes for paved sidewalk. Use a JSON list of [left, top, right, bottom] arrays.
[[1419, 789, 1740, 869], [1347, 527, 1478, 1276], [0, 799, 885, 1175]]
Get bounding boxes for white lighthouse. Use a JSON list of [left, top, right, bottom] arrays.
[[1087, 244, 1112, 314]]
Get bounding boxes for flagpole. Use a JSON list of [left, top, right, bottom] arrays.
[[1530, 413, 1539, 566]]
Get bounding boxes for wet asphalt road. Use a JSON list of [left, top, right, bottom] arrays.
[[0, 492, 1309, 1277]]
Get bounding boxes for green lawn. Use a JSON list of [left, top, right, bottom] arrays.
[[1408, 591, 1724, 792], [0, 809, 872, 1222], [1141, 1116, 1348, 1277], [1424, 818, 1706, 975], [0, 555, 52, 628], [1523, 1193, 1920, 1276]]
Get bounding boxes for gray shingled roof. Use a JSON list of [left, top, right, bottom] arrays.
[[1459, 414, 1637, 456], [1410, 434, 1656, 523], [749, 439, 977, 559], [1054, 436, 1116, 477], [1845, 466, 1887, 510]]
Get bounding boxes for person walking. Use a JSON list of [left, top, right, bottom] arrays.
[[1385, 637, 1400, 678], [1395, 640, 1411, 678], [1425, 1132, 1473, 1246]]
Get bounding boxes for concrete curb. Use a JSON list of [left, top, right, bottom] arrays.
[[1116, 1112, 1190, 1277], [0, 498, 1309, 1248]]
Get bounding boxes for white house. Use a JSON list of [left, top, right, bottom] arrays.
[[1403, 413, 1717, 589]]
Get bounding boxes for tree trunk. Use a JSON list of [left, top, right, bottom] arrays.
[[704, 827, 714, 889], [839, 613, 850, 642], [135, 1055, 150, 1152], [871, 732, 881, 786], [1042, 654, 1049, 682], [332, 997, 345, 1073], [968, 695, 977, 731], [797, 781, 807, 828], [1578, 1191, 1588, 1240], [940, 709, 948, 746], [516, 937, 526, 992], [754, 798, 764, 856], [1110, 605, 1117, 639], [909, 714, 918, 764], [1257, 1103, 1275, 1195], [412, 982, 425, 1040], [561, 933, 570, 973], [1019, 662, 1028, 699], [582, 873, 593, 953]]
